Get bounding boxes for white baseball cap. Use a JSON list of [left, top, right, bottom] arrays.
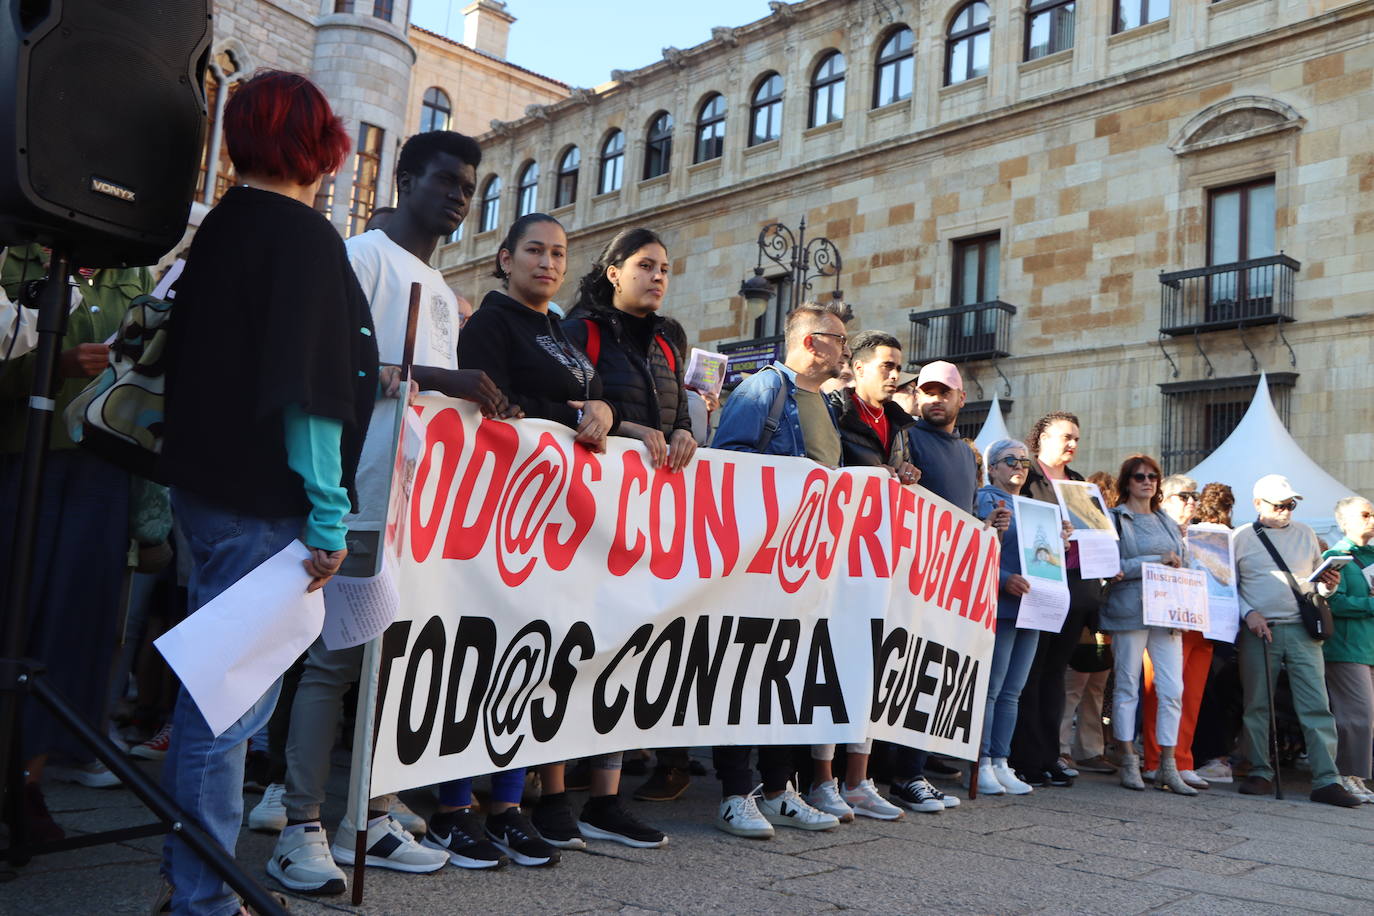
[[1253, 474, 1302, 504]]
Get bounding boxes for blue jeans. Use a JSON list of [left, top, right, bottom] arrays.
[[982, 624, 1040, 759], [161, 488, 303, 916]]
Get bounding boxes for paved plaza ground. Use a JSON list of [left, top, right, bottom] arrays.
[[3, 751, 1373, 915]]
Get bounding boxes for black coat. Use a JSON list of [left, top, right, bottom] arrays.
[[824, 389, 914, 469], [563, 302, 691, 437]]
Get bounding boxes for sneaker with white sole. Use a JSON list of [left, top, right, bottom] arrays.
[[1180, 770, 1210, 790], [925, 776, 960, 808], [1341, 775, 1374, 804], [51, 760, 121, 789], [485, 807, 560, 867], [716, 790, 774, 839], [377, 793, 426, 836], [577, 797, 668, 848], [421, 807, 508, 868], [805, 778, 854, 823], [248, 783, 287, 833], [889, 776, 945, 813], [842, 779, 903, 820], [267, 823, 346, 895], [331, 815, 448, 873], [992, 760, 1033, 795], [976, 762, 1007, 795], [756, 782, 840, 831], [1194, 758, 1234, 783], [130, 723, 172, 760], [1057, 756, 1080, 778]]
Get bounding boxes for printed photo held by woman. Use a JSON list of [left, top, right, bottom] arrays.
[[1101, 455, 1196, 796], [158, 71, 383, 916]]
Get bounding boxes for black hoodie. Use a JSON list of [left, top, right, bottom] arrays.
[[563, 300, 690, 436], [458, 289, 616, 431]]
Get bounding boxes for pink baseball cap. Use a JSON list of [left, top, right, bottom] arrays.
[[916, 360, 963, 391]]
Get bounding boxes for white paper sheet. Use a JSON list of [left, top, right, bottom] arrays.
[[1076, 532, 1122, 579], [1013, 495, 1072, 632], [1142, 562, 1209, 632], [322, 558, 399, 650], [155, 541, 324, 736], [1186, 523, 1241, 642], [684, 347, 729, 398]]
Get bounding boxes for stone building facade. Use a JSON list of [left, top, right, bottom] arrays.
[[437, 0, 1374, 495]]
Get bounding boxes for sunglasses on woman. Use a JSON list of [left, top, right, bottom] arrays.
[[1130, 471, 1159, 482], [999, 457, 1032, 469]]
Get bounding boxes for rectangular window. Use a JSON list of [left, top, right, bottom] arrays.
[[1027, 0, 1075, 60], [348, 122, 384, 238], [1207, 177, 1275, 319], [948, 234, 1001, 359], [1159, 373, 1295, 473], [372, 0, 393, 21], [1114, 0, 1169, 33], [313, 175, 335, 220]]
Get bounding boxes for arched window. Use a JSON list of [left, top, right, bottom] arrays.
[[420, 86, 450, 132], [516, 161, 538, 217], [694, 94, 726, 163], [749, 73, 783, 146], [1114, 0, 1168, 34], [555, 146, 579, 208], [479, 175, 501, 232], [809, 51, 846, 127], [873, 27, 914, 108], [644, 111, 673, 180], [1026, 1, 1075, 60], [947, 2, 991, 86], [599, 130, 625, 193]]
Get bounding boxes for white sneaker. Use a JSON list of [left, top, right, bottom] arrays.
[[377, 793, 426, 836], [756, 782, 841, 831], [805, 778, 854, 823], [248, 783, 287, 834], [716, 790, 774, 839], [977, 763, 1006, 795], [331, 815, 448, 873], [890, 776, 944, 813], [1194, 758, 1234, 783], [842, 779, 903, 820], [51, 760, 121, 789], [1180, 770, 1210, 790], [1342, 775, 1374, 803], [1057, 756, 1080, 778], [992, 760, 1033, 795], [267, 823, 346, 895], [923, 776, 960, 808]]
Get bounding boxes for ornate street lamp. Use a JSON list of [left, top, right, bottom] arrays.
[[738, 217, 848, 318]]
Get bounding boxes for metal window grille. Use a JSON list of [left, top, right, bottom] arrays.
[[1159, 373, 1296, 473]]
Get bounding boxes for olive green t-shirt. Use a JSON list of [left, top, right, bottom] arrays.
[[793, 387, 841, 469]]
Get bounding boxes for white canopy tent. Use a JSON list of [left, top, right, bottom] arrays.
[[1184, 373, 1358, 540], [973, 394, 1011, 456]]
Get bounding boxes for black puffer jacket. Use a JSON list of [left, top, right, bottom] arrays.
[[824, 389, 914, 469], [563, 302, 691, 436]]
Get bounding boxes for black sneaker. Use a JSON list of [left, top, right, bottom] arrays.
[[578, 797, 668, 848], [1044, 763, 1075, 787], [1015, 769, 1047, 788], [887, 778, 944, 814], [633, 767, 690, 802], [422, 807, 508, 869], [532, 794, 586, 850], [485, 807, 560, 867]]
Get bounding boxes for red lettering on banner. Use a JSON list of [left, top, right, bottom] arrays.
[[890, 484, 916, 572], [847, 475, 890, 578], [609, 450, 648, 575], [906, 498, 936, 596], [937, 520, 968, 608], [946, 529, 979, 618], [815, 474, 852, 578], [779, 469, 829, 593], [649, 466, 688, 579], [495, 432, 568, 587], [922, 511, 955, 603], [544, 445, 600, 571], [409, 408, 464, 564], [971, 536, 999, 628], [692, 461, 739, 578], [746, 467, 782, 574], [442, 419, 519, 561]]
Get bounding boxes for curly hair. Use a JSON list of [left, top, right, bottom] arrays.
[[1086, 471, 1117, 508], [1026, 411, 1080, 456], [1193, 482, 1235, 527]]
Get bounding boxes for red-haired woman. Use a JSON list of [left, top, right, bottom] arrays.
[[1102, 455, 1195, 796], [160, 71, 386, 915]]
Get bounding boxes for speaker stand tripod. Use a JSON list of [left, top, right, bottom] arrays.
[[0, 245, 285, 914]]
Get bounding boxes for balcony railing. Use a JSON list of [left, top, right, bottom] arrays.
[[1159, 254, 1299, 336], [907, 300, 1016, 366]]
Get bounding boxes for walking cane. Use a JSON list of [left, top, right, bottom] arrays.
[[1261, 635, 1283, 800]]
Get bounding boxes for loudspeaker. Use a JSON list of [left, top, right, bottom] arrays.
[[0, 1, 212, 267]]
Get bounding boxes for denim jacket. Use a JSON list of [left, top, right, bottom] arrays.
[[711, 361, 839, 458]]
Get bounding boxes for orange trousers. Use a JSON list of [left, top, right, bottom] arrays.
[[1143, 629, 1214, 771]]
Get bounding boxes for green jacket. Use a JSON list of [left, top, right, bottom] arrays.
[[1322, 537, 1374, 665], [0, 244, 153, 452]]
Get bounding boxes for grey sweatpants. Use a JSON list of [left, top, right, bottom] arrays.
[[1325, 660, 1374, 779]]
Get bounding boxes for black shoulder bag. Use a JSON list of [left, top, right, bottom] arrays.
[[1253, 525, 1334, 640]]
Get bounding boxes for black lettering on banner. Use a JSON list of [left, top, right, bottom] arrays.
[[728, 617, 773, 725], [376, 620, 412, 725], [904, 638, 943, 733], [799, 619, 848, 724], [870, 622, 906, 722], [634, 617, 686, 729], [397, 616, 446, 766], [439, 616, 496, 755], [483, 621, 550, 767], [532, 621, 594, 742], [673, 615, 735, 726], [758, 618, 800, 725], [593, 623, 653, 734], [933, 646, 961, 736], [894, 636, 925, 724], [945, 659, 979, 743]]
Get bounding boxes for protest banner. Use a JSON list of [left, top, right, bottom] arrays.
[[1142, 562, 1209, 632], [367, 399, 1000, 797]]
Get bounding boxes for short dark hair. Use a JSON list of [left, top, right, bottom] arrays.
[[848, 330, 901, 366], [1027, 410, 1080, 456], [1115, 454, 1164, 512], [492, 212, 564, 281], [397, 130, 481, 183], [784, 299, 849, 351], [573, 227, 667, 312], [224, 70, 350, 184]]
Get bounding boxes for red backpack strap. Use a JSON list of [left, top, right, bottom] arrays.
[[582, 318, 600, 366], [655, 335, 677, 375]]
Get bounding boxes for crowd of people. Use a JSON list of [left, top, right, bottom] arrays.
[[3, 70, 1372, 915]]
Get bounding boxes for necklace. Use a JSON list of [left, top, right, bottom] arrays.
[[858, 397, 884, 422]]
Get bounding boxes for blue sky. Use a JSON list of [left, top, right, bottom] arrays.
[[408, 0, 776, 88]]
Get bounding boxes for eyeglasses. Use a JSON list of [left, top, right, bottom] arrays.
[[808, 331, 850, 352], [1169, 492, 1199, 502], [1265, 499, 1298, 512], [998, 457, 1032, 469], [1130, 472, 1159, 482]]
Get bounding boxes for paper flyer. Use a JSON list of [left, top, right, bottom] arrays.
[[1013, 495, 1072, 632]]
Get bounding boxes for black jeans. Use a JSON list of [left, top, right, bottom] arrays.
[[1010, 573, 1101, 772], [713, 746, 794, 798], [1191, 642, 1242, 764]]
